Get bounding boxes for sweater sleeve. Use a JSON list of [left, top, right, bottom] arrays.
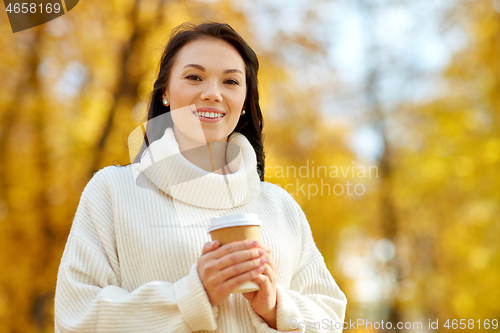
[[246, 193, 347, 333], [54, 170, 219, 332]]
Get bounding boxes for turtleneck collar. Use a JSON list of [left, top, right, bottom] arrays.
[[132, 127, 261, 209]]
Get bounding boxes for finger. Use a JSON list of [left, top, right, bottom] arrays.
[[218, 255, 266, 282], [208, 239, 259, 260], [202, 240, 219, 255], [256, 262, 275, 285], [260, 252, 277, 275], [261, 251, 274, 265], [201, 241, 212, 255], [215, 247, 264, 272], [225, 265, 264, 292], [264, 263, 277, 284], [251, 270, 272, 292], [258, 242, 272, 254]]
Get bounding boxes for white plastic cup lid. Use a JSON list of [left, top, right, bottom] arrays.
[[208, 213, 261, 233]]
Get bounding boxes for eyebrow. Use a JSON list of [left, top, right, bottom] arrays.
[[182, 63, 243, 75]]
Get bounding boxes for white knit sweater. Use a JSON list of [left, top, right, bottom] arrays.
[[54, 127, 347, 332]]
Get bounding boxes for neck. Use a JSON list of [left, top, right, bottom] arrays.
[[173, 126, 230, 175]]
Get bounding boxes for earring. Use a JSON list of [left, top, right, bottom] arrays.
[[241, 110, 246, 115], [163, 99, 168, 105]]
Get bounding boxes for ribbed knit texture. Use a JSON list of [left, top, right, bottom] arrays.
[[54, 127, 347, 332]]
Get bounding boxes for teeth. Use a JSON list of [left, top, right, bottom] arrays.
[[195, 111, 225, 118]]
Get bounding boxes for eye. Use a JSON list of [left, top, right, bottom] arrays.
[[186, 75, 239, 85], [186, 75, 201, 81]]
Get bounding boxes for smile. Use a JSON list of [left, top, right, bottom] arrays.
[[193, 111, 225, 119], [192, 111, 226, 123]]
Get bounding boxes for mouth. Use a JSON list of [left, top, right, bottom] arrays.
[[192, 111, 226, 119]]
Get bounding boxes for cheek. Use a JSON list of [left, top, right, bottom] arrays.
[[230, 90, 246, 109], [170, 105, 206, 143], [170, 85, 190, 103], [170, 109, 183, 124]]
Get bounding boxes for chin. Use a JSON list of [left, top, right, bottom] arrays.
[[204, 136, 228, 144], [201, 130, 230, 143]]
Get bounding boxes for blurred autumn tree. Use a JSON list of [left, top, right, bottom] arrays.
[[395, 0, 500, 321], [337, 0, 500, 330]]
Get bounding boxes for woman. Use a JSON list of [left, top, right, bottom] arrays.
[[54, 21, 347, 332]]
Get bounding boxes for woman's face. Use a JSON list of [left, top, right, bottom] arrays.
[[163, 38, 247, 145]]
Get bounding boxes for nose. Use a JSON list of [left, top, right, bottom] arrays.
[[200, 80, 222, 102]]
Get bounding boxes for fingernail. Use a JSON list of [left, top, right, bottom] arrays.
[[260, 257, 268, 264], [252, 241, 258, 247], [211, 240, 217, 246], [258, 249, 264, 256]]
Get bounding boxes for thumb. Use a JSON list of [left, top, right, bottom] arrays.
[[202, 240, 219, 255]]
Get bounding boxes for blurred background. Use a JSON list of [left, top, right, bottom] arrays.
[[0, 0, 499, 331]]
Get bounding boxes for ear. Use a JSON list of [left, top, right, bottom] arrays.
[[162, 90, 170, 106], [160, 86, 168, 97]]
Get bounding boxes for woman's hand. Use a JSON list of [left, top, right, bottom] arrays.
[[197, 239, 266, 308], [242, 242, 278, 329]]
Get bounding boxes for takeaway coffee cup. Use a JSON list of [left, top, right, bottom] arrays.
[[208, 213, 262, 293]]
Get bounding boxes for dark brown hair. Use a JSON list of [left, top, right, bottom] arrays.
[[117, 21, 265, 180]]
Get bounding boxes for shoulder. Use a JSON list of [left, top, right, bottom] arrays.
[[259, 181, 303, 219], [260, 180, 292, 198], [70, 166, 125, 247], [259, 181, 313, 234], [83, 165, 115, 191], [80, 165, 132, 200]]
